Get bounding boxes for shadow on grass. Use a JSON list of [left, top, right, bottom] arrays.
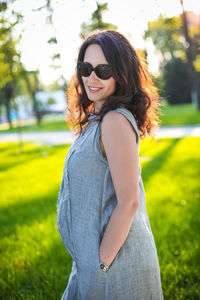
[[0, 143, 71, 239], [1, 138, 200, 299], [0, 186, 60, 239], [0, 139, 182, 240], [141, 138, 181, 185], [158, 201, 200, 299], [0, 143, 20, 153], [141, 138, 200, 299], [0, 143, 69, 172]]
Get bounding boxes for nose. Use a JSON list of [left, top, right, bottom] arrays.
[[88, 70, 99, 81]]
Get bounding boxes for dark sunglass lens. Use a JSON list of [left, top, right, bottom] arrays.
[[96, 65, 112, 79], [79, 62, 92, 77]]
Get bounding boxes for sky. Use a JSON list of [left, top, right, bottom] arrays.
[[11, 0, 200, 85]]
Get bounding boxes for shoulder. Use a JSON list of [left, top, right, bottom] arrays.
[[101, 109, 132, 128], [101, 109, 138, 143], [102, 110, 125, 125]]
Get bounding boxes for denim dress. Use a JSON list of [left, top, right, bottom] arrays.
[[56, 107, 164, 300]]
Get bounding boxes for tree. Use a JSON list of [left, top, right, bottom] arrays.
[[144, 15, 185, 62], [179, 0, 200, 109], [0, 4, 22, 127], [0, 0, 58, 126], [80, 1, 117, 39], [162, 58, 191, 104], [144, 11, 200, 109], [20, 69, 43, 125]]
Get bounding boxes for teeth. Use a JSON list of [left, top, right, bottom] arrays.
[[89, 87, 101, 90]]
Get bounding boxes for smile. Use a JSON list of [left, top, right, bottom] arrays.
[[88, 86, 102, 93]]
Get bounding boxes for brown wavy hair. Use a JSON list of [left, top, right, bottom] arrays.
[[66, 29, 164, 140]]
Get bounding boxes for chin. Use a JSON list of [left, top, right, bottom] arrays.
[[87, 95, 103, 102]]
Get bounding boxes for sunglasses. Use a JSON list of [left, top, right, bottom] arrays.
[[78, 61, 113, 80]]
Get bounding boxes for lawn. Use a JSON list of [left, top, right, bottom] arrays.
[[0, 137, 200, 299], [160, 103, 200, 126], [0, 117, 70, 133], [0, 103, 200, 133]]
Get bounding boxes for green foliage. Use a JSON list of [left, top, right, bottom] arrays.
[[144, 12, 200, 68], [152, 74, 165, 93], [0, 1, 7, 12], [18, 69, 46, 125], [145, 12, 200, 108], [162, 57, 191, 104], [0, 2, 23, 127], [48, 37, 57, 44], [144, 15, 185, 61], [19, 70, 40, 96], [0, 137, 200, 299], [80, 1, 117, 39], [183, 11, 200, 72], [0, 13, 22, 89]]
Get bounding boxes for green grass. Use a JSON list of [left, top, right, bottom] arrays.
[[0, 103, 200, 133], [159, 102, 200, 125], [0, 138, 200, 299], [0, 118, 69, 133]]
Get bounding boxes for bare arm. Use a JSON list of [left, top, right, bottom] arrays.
[[99, 111, 139, 267]]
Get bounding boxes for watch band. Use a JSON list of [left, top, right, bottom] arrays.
[[99, 262, 109, 272]]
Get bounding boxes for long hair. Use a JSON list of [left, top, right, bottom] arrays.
[[66, 29, 164, 139]]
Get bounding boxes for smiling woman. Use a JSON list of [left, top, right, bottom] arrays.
[[66, 30, 162, 138], [57, 30, 164, 300], [80, 44, 116, 113]]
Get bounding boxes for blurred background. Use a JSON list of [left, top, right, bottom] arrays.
[[0, 0, 200, 299]]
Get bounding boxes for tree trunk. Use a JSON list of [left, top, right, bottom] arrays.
[[4, 81, 15, 129], [0, 105, 2, 123], [21, 70, 42, 125], [5, 99, 12, 129], [32, 93, 42, 125], [180, 0, 200, 110]]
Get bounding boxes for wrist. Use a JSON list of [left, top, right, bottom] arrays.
[[99, 261, 109, 272]]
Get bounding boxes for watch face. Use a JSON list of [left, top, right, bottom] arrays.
[[100, 263, 108, 272]]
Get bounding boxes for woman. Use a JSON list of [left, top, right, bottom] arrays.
[[57, 30, 164, 300]]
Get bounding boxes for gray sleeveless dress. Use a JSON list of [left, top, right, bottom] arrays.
[[56, 107, 164, 300]]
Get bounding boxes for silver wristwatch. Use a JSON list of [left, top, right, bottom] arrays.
[[99, 262, 109, 272]]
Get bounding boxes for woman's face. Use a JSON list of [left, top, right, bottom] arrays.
[[82, 44, 116, 113]]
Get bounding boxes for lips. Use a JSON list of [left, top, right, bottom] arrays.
[[88, 86, 102, 93]]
